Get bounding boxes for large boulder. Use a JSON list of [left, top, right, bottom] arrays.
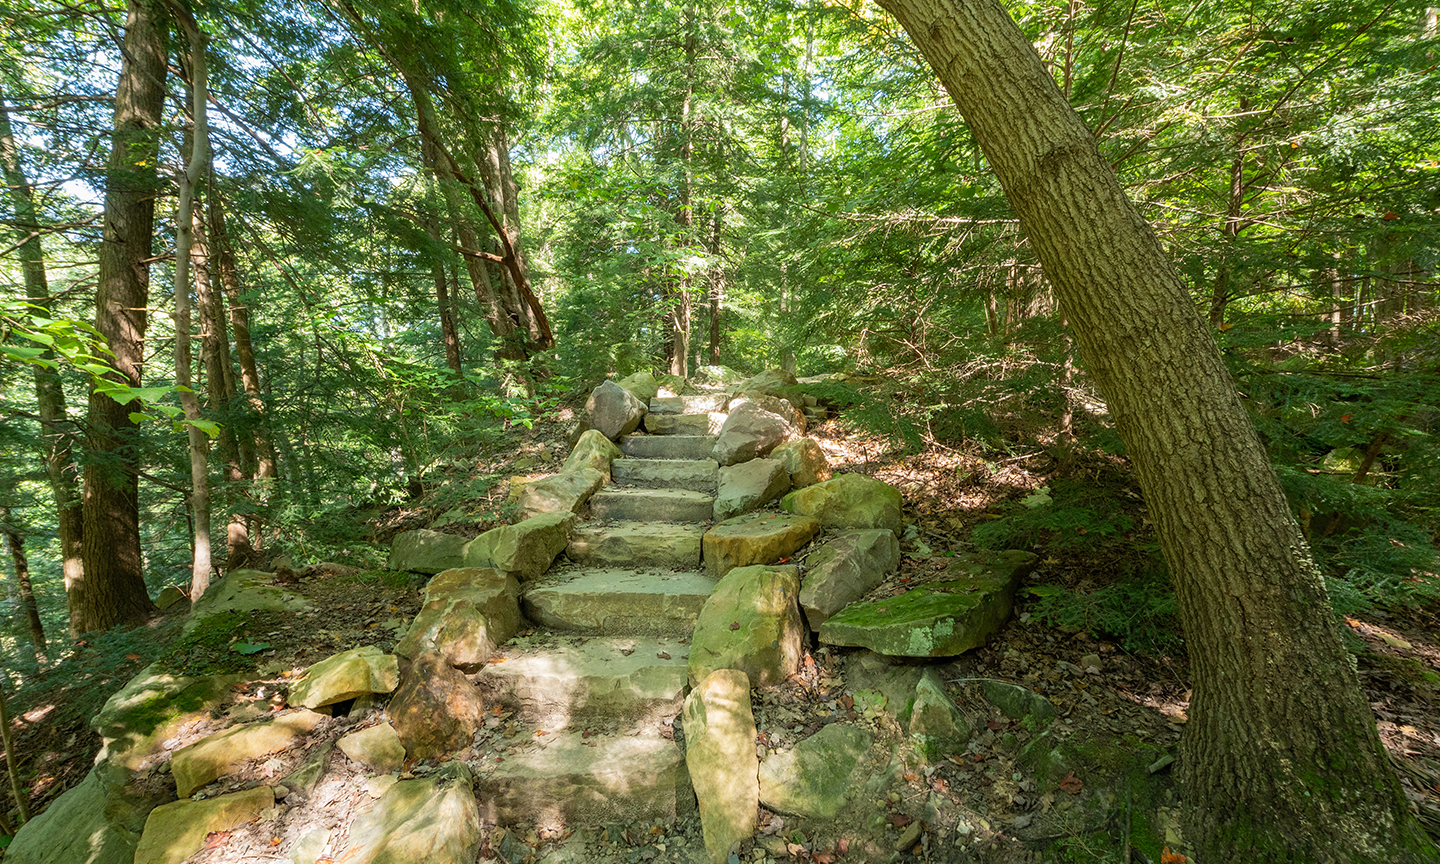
[[758, 723, 872, 819], [615, 371, 661, 403], [770, 438, 831, 488], [712, 459, 790, 522], [91, 665, 234, 769], [563, 430, 623, 482], [388, 652, 487, 759], [338, 722, 407, 774], [737, 368, 799, 396], [395, 567, 521, 669], [781, 473, 903, 533], [387, 530, 470, 575], [908, 668, 971, 754], [186, 569, 312, 631], [463, 512, 573, 581], [797, 529, 900, 629], [694, 365, 745, 385], [710, 401, 793, 467], [688, 565, 804, 688], [586, 380, 647, 440], [171, 709, 325, 797], [288, 645, 400, 710], [702, 512, 820, 579], [514, 468, 605, 521], [336, 763, 481, 864], [819, 551, 1036, 657], [683, 670, 759, 864], [3, 760, 162, 864], [134, 787, 274, 864]]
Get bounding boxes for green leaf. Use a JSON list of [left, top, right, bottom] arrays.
[[231, 641, 271, 655]]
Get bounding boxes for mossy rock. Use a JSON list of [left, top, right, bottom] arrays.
[[818, 551, 1034, 657]]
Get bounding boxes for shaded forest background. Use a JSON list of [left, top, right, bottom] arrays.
[[0, 0, 1436, 733]]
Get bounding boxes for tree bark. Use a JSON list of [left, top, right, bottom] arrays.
[[0, 509, 47, 657], [873, 0, 1436, 860], [0, 95, 85, 627], [172, 4, 213, 602], [76, 0, 167, 633], [194, 198, 253, 566], [208, 181, 276, 487]]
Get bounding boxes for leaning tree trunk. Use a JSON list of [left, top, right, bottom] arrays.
[[76, 0, 168, 632], [0, 509, 47, 657], [872, 0, 1436, 861], [173, 8, 213, 602], [0, 96, 85, 623]]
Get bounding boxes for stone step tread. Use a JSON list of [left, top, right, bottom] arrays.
[[522, 568, 717, 636], [479, 635, 690, 725], [620, 434, 719, 461], [610, 459, 718, 494], [566, 522, 706, 571], [649, 394, 728, 414], [643, 413, 718, 436], [474, 730, 691, 826], [588, 488, 714, 524]]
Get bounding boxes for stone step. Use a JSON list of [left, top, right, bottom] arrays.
[[522, 568, 717, 636], [649, 394, 728, 415], [475, 731, 693, 829], [620, 434, 717, 461], [566, 523, 706, 570], [643, 412, 717, 436], [589, 488, 714, 523], [478, 636, 690, 727], [611, 457, 718, 492]]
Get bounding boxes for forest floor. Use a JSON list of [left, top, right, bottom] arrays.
[[5, 408, 1439, 861]]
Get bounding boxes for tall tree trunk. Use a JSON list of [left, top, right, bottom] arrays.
[[194, 199, 253, 567], [1208, 118, 1248, 327], [0, 510, 46, 657], [873, 0, 1436, 860], [0, 96, 85, 626], [708, 205, 723, 364], [208, 182, 276, 490], [76, 0, 168, 633], [173, 12, 214, 601]]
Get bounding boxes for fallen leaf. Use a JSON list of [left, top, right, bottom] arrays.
[[813, 855, 834, 863], [125, 654, 140, 660], [886, 814, 913, 828], [657, 651, 671, 659], [729, 622, 741, 630], [271, 837, 283, 846], [1160, 848, 1188, 864], [204, 831, 231, 850], [838, 837, 850, 854], [903, 773, 920, 783], [582, 729, 593, 739], [986, 719, 1002, 731], [1059, 772, 1083, 795], [535, 730, 547, 737], [839, 694, 854, 710]]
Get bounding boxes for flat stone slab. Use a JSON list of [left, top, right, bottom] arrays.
[[758, 723, 872, 819], [171, 709, 325, 797], [643, 413, 713, 435], [185, 569, 311, 632], [702, 512, 821, 579], [479, 636, 690, 726], [620, 435, 718, 461], [589, 488, 714, 523], [567, 523, 705, 570], [475, 732, 693, 828], [611, 457, 718, 492], [649, 394, 727, 414], [388, 530, 470, 574], [818, 551, 1036, 657], [522, 569, 718, 636], [135, 787, 274, 864]]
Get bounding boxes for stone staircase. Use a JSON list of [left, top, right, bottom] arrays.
[[471, 395, 728, 833], [22, 374, 1041, 864]]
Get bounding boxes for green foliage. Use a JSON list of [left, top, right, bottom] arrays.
[[1027, 572, 1182, 657], [154, 611, 266, 677], [972, 481, 1136, 553]]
